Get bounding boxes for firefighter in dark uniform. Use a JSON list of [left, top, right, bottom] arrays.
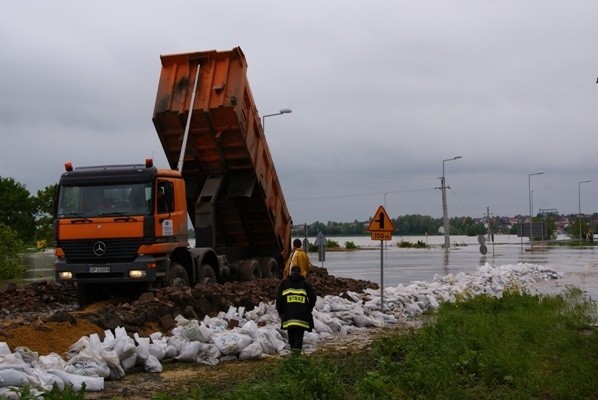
[[276, 265, 317, 353]]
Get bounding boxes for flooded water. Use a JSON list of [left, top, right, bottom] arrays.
[[318, 235, 598, 299], [20, 235, 598, 298], [20, 251, 56, 282]]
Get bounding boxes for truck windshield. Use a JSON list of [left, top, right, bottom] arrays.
[[57, 182, 152, 218]]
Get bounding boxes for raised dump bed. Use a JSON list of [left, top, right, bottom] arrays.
[[152, 47, 291, 263]]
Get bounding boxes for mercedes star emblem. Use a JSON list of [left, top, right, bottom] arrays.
[[93, 241, 107, 256]]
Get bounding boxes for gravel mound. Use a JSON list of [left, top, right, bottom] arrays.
[[0, 267, 378, 336]]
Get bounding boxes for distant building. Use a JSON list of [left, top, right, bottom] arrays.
[[539, 208, 559, 216]]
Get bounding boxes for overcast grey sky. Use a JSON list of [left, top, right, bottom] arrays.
[[1, 1, 597, 224]]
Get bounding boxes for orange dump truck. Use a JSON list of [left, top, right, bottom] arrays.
[[54, 47, 292, 304]]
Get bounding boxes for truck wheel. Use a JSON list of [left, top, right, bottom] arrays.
[[239, 259, 262, 281], [259, 257, 279, 279], [198, 264, 217, 286], [167, 263, 189, 288]]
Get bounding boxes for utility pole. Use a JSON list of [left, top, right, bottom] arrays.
[[441, 156, 462, 253]]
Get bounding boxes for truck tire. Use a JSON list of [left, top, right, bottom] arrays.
[[167, 263, 189, 288], [239, 259, 262, 281], [259, 257, 279, 279], [198, 264, 217, 286]]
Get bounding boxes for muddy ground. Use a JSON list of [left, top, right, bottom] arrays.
[[0, 267, 381, 398]]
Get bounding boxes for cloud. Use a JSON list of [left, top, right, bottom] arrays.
[[1, 1, 597, 224]]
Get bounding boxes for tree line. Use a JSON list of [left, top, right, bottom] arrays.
[[0, 177, 55, 278], [293, 213, 595, 241]]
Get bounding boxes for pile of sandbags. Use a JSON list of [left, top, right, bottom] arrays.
[[0, 262, 561, 397]]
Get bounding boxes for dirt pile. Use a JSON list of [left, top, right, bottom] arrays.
[[0, 267, 378, 355]]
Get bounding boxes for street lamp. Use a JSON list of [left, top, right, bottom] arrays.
[[262, 108, 292, 131], [441, 155, 462, 252], [528, 171, 544, 249], [578, 179, 591, 248]]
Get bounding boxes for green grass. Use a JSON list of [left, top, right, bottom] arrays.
[[152, 288, 597, 400], [362, 288, 597, 399]]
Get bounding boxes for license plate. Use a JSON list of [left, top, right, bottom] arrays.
[[89, 266, 110, 273]]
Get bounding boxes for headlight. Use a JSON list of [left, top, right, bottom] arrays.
[[57, 271, 73, 280], [129, 270, 147, 279]]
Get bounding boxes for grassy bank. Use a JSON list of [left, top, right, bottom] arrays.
[[154, 288, 597, 400]]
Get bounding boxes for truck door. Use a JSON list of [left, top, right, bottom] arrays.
[[156, 179, 188, 243]]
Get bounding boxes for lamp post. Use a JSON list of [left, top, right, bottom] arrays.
[[578, 179, 591, 247], [262, 108, 292, 131], [441, 156, 462, 252], [528, 171, 544, 249]]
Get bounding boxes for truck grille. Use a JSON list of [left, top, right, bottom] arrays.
[[60, 238, 144, 263]]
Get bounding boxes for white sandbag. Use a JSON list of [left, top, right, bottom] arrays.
[[175, 341, 201, 362], [134, 334, 150, 364], [0, 369, 30, 387], [47, 368, 104, 392], [149, 333, 173, 360], [203, 315, 228, 328], [170, 326, 183, 337], [175, 315, 190, 326], [148, 342, 166, 361], [212, 332, 253, 355], [0, 387, 20, 399], [0, 343, 11, 357], [302, 332, 319, 348], [100, 349, 124, 380], [239, 341, 263, 360], [225, 306, 238, 320], [36, 353, 66, 370], [144, 355, 162, 373], [326, 317, 344, 333], [264, 329, 287, 353], [0, 361, 29, 370], [64, 357, 110, 379], [114, 326, 128, 339], [313, 318, 333, 334], [102, 329, 115, 349], [112, 336, 136, 361], [196, 342, 221, 366], [166, 335, 185, 353], [65, 337, 92, 359], [239, 321, 272, 353], [121, 353, 137, 371], [197, 322, 214, 342], [14, 347, 38, 364], [180, 319, 203, 341], [239, 320, 260, 338], [25, 368, 64, 391], [163, 344, 178, 360], [88, 333, 104, 352]]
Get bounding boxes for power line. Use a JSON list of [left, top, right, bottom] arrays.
[[286, 187, 436, 202], [285, 176, 437, 191]]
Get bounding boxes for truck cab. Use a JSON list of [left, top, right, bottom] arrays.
[[54, 160, 190, 303]]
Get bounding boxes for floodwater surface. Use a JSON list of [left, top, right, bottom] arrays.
[[20, 235, 598, 298]]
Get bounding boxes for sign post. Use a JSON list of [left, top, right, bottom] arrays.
[[314, 231, 326, 267], [367, 205, 395, 311]]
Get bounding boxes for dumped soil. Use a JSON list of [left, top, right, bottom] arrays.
[[0, 267, 378, 356]]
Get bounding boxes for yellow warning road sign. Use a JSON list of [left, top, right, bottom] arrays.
[[368, 205, 394, 240]]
